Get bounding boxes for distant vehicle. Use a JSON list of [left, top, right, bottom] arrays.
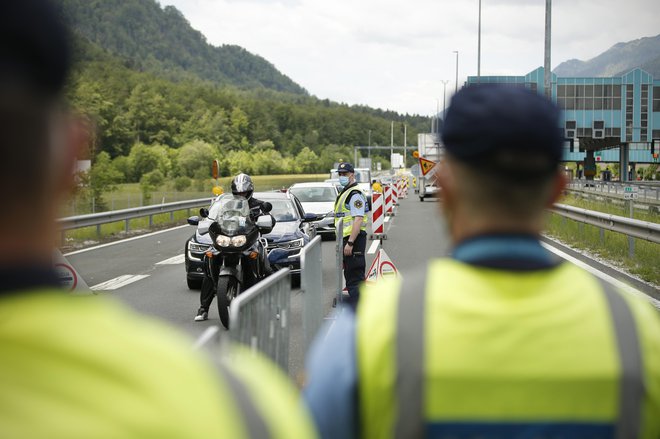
[[324, 178, 343, 192], [419, 182, 439, 201], [288, 182, 339, 239]]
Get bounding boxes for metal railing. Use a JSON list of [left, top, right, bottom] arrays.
[[567, 181, 660, 202], [58, 197, 212, 234], [335, 217, 344, 306], [229, 268, 291, 371], [300, 236, 324, 352]]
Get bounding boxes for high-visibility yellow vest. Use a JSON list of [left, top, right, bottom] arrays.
[[357, 259, 660, 439], [334, 185, 368, 238], [0, 290, 316, 439]]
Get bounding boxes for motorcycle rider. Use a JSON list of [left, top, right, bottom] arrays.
[[194, 173, 273, 321]]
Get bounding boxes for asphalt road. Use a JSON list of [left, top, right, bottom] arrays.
[[65, 191, 659, 381]]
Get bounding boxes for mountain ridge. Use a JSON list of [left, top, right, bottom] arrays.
[[554, 34, 660, 77]]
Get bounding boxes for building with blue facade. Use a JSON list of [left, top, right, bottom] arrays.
[[466, 67, 659, 181]]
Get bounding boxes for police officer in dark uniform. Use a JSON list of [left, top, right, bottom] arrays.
[[334, 162, 369, 308], [194, 173, 272, 321]]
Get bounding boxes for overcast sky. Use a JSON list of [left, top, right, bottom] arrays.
[[161, 0, 659, 116]]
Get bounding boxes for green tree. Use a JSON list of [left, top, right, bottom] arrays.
[[88, 151, 122, 209], [140, 169, 165, 204], [128, 142, 171, 181], [177, 140, 217, 178], [296, 147, 319, 173]]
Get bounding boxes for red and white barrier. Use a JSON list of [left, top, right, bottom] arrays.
[[384, 185, 394, 216], [392, 180, 399, 206], [370, 192, 386, 239]]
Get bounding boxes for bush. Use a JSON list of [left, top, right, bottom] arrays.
[[174, 176, 191, 191]]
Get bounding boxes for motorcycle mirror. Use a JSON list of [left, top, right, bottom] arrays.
[[303, 212, 319, 222], [261, 202, 273, 213], [187, 216, 200, 226], [199, 208, 209, 218], [256, 215, 274, 234]]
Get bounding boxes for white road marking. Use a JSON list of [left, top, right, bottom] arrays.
[[90, 274, 150, 291], [367, 240, 380, 255], [540, 242, 660, 309], [64, 225, 190, 256], [156, 254, 185, 265], [193, 326, 222, 350], [384, 216, 390, 223]]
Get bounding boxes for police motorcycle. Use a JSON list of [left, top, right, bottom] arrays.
[[198, 194, 275, 329]]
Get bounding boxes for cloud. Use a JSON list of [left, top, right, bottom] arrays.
[[161, 0, 660, 115]]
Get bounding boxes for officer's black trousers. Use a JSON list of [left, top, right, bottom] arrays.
[[343, 231, 367, 308]]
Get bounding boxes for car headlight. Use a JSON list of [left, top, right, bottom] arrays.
[[215, 235, 231, 247], [284, 238, 304, 249], [188, 241, 210, 253], [231, 235, 247, 247]]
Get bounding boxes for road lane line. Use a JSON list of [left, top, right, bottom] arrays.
[[90, 274, 150, 291], [64, 225, 190, 256], [367, 240, 380, 255], [193, 326, 222, 349], [540, 242, 660, 309], [156, 254, 185, 265]]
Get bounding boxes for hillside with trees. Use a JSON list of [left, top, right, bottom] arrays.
[[61, 1, 429, 206]]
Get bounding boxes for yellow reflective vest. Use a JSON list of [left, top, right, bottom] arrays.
[[334, 185, 368, 238], [357, 260, 660, 439], [0, 290, 316, 439]]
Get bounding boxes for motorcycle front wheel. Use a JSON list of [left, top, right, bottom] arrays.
[[217, 276, 240, 330]]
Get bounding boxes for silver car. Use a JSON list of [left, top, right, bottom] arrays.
[[288, 182, 339, 239]]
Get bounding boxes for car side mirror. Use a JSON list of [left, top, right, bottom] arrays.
[[187, 216, 200, 226], [303, 212, 319, 222], [199, 208, 209, 218], [256, 215, 275, 234], [261, 202, 273, 213]]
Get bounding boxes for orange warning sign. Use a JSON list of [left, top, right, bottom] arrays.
[[419, 157, 437, 176]]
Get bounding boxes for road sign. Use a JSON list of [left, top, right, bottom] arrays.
[[624, 193, 639, 200], [53, 250, 90, 293], [624, 186, 639, 193], [419, 157, 437, 176], [365, 249, 399, 283], [410, 164, 421, 177]]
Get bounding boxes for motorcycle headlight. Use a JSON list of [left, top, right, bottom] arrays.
[[231, 235, 247, 247], [215, 235, 231, 247]]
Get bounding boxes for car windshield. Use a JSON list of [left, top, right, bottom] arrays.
[[210, 195, 252, 234], [290, 186, 336, 203], [330, 170, 370, 183], [267, 199, 299, 222]]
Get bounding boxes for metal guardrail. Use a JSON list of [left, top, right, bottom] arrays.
[[229, 268, 291, 371], [550, 203, 660, 258], [301, 235, 324, 352], [567, 181, 660, 202], [58, 197, 212, 233]]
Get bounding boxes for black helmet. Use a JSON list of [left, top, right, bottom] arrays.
[[231, 173, 254, 199]]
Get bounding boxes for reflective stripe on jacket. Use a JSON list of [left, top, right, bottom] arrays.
[[357, 260, 660, 439], [334, 185, 368, 238]]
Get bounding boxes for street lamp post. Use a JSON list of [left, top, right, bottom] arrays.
[[441, 80, 449, 116], [478, 0, 482, 82], [453, 51, 459, 94]]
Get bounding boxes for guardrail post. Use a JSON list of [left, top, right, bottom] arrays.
[[96, 224, 101, 237], [125, 219, 130, 233], [148, 214, 153, 228], [628, 199, 635, 258], [170, 211, 174, 222]]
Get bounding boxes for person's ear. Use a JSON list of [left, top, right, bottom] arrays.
[[546, 169, 567, 207], [436, 161, 455, 206]]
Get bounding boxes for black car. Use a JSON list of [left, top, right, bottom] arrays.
[[184, 192, 318, 289]]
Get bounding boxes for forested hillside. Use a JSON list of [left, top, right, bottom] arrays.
[[62, 2, 429, 205], [58, 0, 306, 94]]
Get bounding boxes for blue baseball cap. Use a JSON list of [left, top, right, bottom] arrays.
[[336, 162, 355, 173], [441, 84, 563, 177]]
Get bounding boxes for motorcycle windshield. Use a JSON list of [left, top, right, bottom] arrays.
[[210, 195, 253, 235]]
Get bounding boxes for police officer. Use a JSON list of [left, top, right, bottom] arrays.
[[304, 85, 660, 438], [334, 162, 368, 308], [195, 172, 272, 321], [0, 3, 316, 437]]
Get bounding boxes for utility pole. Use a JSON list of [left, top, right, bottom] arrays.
[[404, 124, 407, 168], [368, 130, 371, 159], [441, 79, 449, 119], [390, 121, 394, 162], [544, 0, 552, 98], [453, 51, 459, 94], [477, 0, 482, 82]]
